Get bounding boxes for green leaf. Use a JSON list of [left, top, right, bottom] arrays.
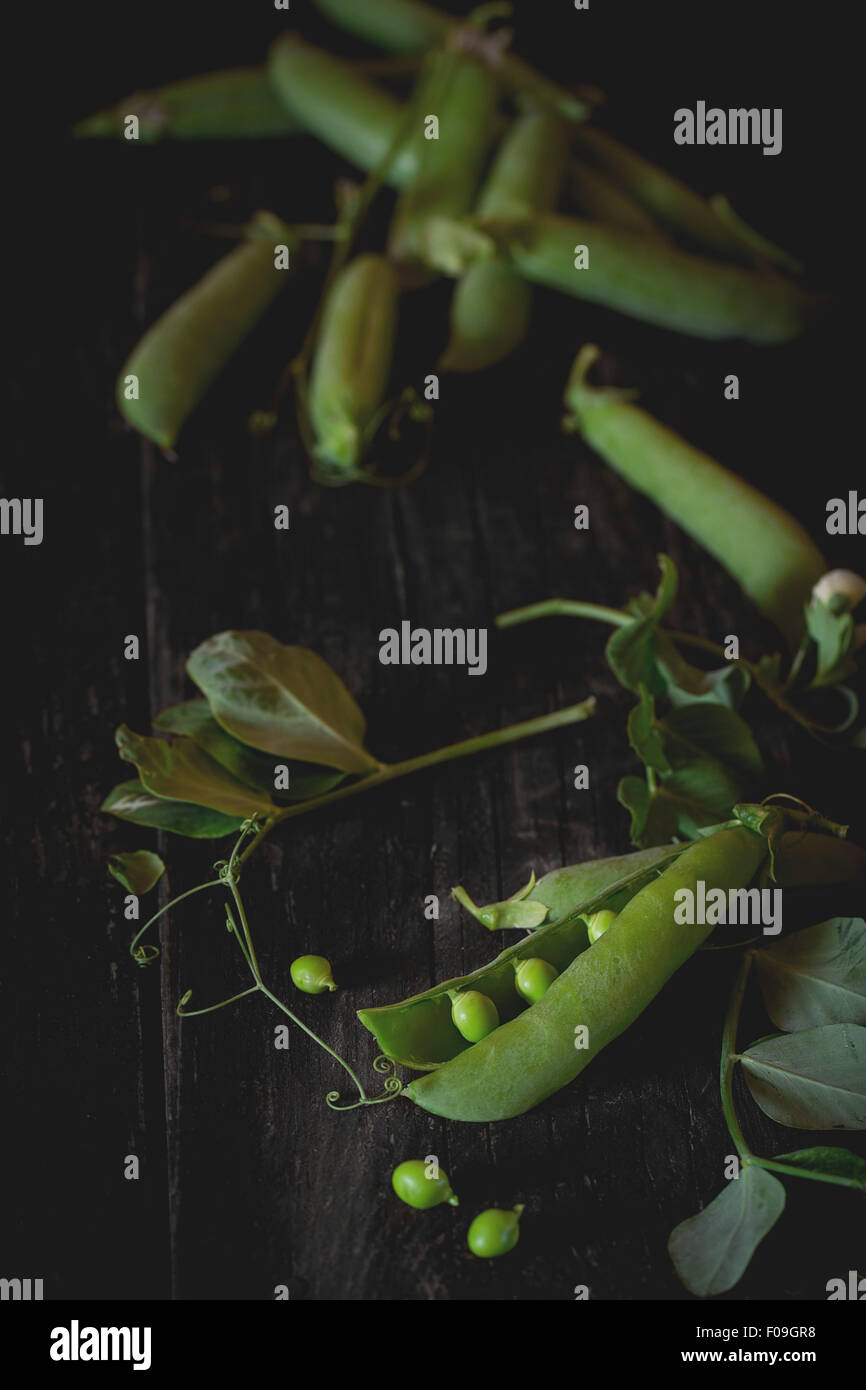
[[100, 779, 243, 838], [804, 595, 857, 687], [451, 873, 550, 931], [605, 554, 678, 696], [772, 1146, 866, 1190], [668, 1165, 786, 1297], [654, 631, 750, 710], [187, 631, 380, 775], [739, 1023, 866, 1130], [621, 690, 763, 847], [153, 699, 347, 801], [754, 917, 866, 1031], [115, 726, 275, 819], [107, 849, 165, 894]]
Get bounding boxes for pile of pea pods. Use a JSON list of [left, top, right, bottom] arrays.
[[77, 0, 819, 490]]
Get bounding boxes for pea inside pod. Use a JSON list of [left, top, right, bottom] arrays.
[[406, 825, 768, 1122], [117, 210, 293, 450], [358, 847, 686, 1069]]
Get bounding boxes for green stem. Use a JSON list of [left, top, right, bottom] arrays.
[[248, 698, 595, 845], [720, 951, 754, 1163], [749, 1157, 866, 1193], [496, 598, 631, 630]]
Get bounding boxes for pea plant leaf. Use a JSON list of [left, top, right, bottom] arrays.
[[773, 1146, 866, 1191], [107, 849, 165, 895], [100, 779, 244, 839], [451, 873, 550, 931], [187, 631, 380, 775], [605, 553, 678, 696], [753, 917, 866, 1031], [802, 592, 858, 688], [738, 1023, 866, 1130], [668, 1164, 786, 1297], [618, 687, 764, 847], [115, 726, 275, 820], [654, 630, 750, 710], [154, 700, 347, 802]]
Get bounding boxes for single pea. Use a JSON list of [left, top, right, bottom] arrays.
[[586, 908, 618, 943], [392, 1159, 459, 1209], [514, 957, 559, 1004], [290, 954, 336, 994], [467, 1205, 525, 1258], [450, 989, 500, 1043]]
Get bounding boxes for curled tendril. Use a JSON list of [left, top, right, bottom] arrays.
[[324, 1056, 403, 1111], [132, 943, 160, 967]]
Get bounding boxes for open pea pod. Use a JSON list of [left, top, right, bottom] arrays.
[[359, 846, 687, 1070]]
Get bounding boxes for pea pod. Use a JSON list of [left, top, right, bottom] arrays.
[[73, 68, 300, 142], [117, 211, 293, 450], [358, 847, 686, 1069], [564, 345, 828, 645], [501, 213, 819, 343], [307, 254, 400, 481], [386, 48, 500, 274], [267, 34, 418, 188], [440, 110, 567, 372], [569, 158, 671, 241], [405, 826, 768, 1121], [571, 125, 797, 268], [312, 0, 594, 121]]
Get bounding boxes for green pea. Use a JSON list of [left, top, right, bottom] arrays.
[[290, 955, 337, 995], [585, 908, 618, 943], [514, 957, 558, 1004], [450, 989, 499, 1043], [467, 1205, 524, 1258], [392, 1159, 459, 1209]]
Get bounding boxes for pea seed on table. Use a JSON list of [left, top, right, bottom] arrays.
[[290, 955, 337, 995], [392, 1159, 459, 1209], [467, 1206, 524, 1258]]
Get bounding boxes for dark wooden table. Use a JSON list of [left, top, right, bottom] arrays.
[[4, 0, 863, 1302]]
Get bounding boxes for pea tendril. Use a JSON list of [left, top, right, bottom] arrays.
[[131, 818, 402, 1111]]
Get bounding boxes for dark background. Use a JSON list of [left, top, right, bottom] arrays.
[[3, 1, 863, 1302]]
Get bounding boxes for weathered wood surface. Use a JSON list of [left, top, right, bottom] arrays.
[[4, 0, 862, 1301]]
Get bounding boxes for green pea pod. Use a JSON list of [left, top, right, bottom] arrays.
[[564, 345, 827, 646], [73, 68, 300, 142], [387, 49, 500, 273], [406, 826, 767, 1121], [358, 847, 686, 1070], [307, 254, 400, 481], [571, 126, 796, 268], [117, 211, 293, 450], [440, 110, 566, 372], [526, 842, 685, 923], [312, 0, 594, 121], [569, 158, 671, 241], [501, 213, 820, 343], [312, 0, 448, 53], [267, 34, 418, 188]]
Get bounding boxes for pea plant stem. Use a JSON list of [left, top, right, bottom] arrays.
[[238, 696, 596, 865], [719, 951, 753, 1163]]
